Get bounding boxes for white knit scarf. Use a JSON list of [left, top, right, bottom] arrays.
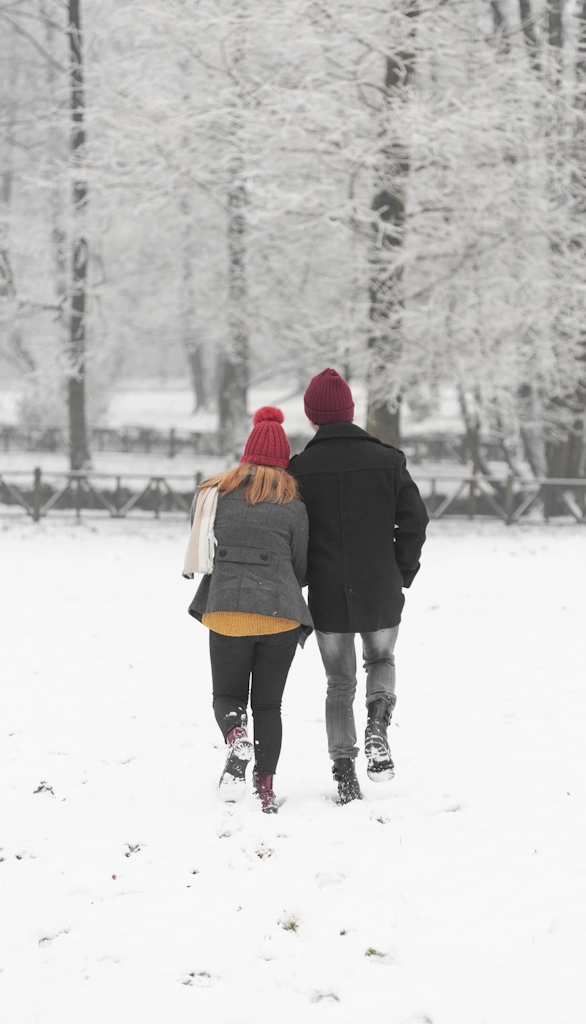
[[182, 485, 219, 577]]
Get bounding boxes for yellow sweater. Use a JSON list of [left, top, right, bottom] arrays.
[[202, 612, 300, 637]]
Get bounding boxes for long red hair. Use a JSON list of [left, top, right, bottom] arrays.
[[199, 462, 300, 505]]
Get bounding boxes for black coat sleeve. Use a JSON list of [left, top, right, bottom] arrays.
[[393, 455, 428, 588], [289, 503, 309, 587]]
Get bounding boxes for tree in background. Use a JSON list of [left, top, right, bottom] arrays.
[[217, 2, 251, 456], [366, 2, 420, 447], [67, 0, 89, 469], [0, 3, 70, 425], [1, 0, 585, 486]]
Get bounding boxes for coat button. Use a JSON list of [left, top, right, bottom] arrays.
[[219, 549, 226, 557], [260, 553, 268, 561]]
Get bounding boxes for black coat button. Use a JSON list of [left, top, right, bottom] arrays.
[[219, 549, 226, 557], [260, 553, 268, 561]]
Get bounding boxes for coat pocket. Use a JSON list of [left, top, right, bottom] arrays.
[[215, 545, 271, 566]]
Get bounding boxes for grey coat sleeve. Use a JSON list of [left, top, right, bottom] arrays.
[[393, 455, 429, 588], [289, 503, 309, 587]]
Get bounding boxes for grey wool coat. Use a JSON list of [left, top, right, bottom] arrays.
[[188, 488, 314, 644]]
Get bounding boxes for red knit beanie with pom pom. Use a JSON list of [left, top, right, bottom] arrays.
[[240, 407, 290, 468]]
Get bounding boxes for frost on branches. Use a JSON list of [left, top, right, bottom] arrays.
[[0, 0, 585, 475]]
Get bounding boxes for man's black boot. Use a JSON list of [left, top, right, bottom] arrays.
[[365, 695, 396, 782], [332, 757, 362, 804]]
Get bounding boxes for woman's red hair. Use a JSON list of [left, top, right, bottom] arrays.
[[199, 462, 300, 505]]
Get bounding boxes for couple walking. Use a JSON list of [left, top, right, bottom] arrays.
[[186, 368, 428, 812]]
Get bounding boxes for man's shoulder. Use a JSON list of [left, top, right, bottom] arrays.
[[290, 434, 403, 475]]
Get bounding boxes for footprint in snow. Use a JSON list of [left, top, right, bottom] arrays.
[[38, 927, 71, 947], [311, 991, 340, 1003], [217, 811, 242, 839], [181, 970, 212, 987], [33, 781, 55, 797], [255, 844, 274, 859], [124, 843, 143, 857], [316, 872, 345, 889]]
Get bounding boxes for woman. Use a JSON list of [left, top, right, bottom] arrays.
[[187, 407, 313, 813]]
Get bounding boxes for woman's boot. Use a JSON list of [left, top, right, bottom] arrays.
[[365, 696, 396, 782], [219, 726, 254, 801], [332, 758, 362, 804], [252, 772, 279, 813]]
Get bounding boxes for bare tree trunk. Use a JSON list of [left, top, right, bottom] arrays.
[[519, 0, 541, 71], [219, 168, 249, 454], [180, 194, 209, 413], [43, 4, 68, 330], [518, 2, 584, 493], [519, 382, 547, 476], [185, 332, 209, 412], [366, 5, 419, 447], [0, 28, 35, 376], [490, 1, 510, 53], [515, 0, 545, 473], [176, 17, 209, 416], [68, 0, 89, 469], [548, 0, 563, 51], [217, 11, 249, 457], [458, 387, 494, 479], [544, 2, 586, 489]]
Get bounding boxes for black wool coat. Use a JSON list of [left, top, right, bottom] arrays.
[[288, 422, 428, 633]]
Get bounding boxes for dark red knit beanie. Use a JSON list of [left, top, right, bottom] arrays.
[[240, 407, 290, 468], [304, 368, 354, 425]]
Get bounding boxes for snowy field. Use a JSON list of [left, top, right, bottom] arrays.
[[1, 519, 584, 1024]]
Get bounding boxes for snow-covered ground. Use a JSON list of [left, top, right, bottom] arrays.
[[1, 520, 584, 1024]]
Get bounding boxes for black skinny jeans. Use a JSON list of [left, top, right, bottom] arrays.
[[209, 627, 300, 775]]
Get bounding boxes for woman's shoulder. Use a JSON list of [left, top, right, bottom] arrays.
[[217, 486, 246, 499], [218, 490, 306, 518], [249, 496, 307, 521], [287, 496, 307, 515], [282, 497, 309, 527]]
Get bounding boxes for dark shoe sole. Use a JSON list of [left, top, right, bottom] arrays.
[[219, 738, 253, 801], [366, 763, 395, 783]]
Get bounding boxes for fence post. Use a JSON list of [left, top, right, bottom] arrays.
[[33, 467, 42, 522], [505, 473, 514, 525], [468, 476, 477, 519], [114, 475, 122, 517], [169, 427, 176, 458], [75, 476, 83, 522]]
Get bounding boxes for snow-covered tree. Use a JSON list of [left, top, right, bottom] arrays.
[[2, 0, 586, 481]]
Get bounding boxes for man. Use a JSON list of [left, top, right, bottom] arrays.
[[288, 368, 428, 804]]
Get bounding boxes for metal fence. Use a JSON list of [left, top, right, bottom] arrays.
[[1, 423, 515, 465], [0, 424, 312, 458], [0, 424, 226, 457], [1, 467, 585, 523]]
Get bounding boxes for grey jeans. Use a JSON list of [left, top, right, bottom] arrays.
[[315, 627, 399, 761]]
